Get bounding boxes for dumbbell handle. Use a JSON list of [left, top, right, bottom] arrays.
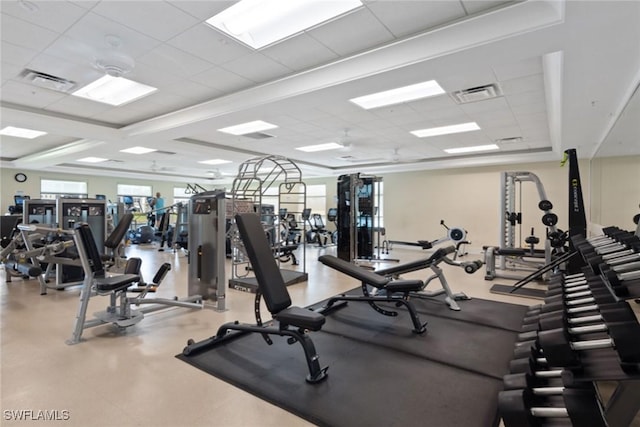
[[532, 386, 566, 396], [530, 407, 569, 417], [571, 338, 613, 351]]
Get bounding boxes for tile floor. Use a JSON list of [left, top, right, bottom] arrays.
[[1, 242, 638, 426]]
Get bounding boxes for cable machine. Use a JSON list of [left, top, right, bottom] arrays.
[[336, 173, 382, 263], [228, 155, 307, 293]]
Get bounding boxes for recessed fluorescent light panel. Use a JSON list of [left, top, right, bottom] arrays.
[[411, 122, 481, 138], [350, 80, 445, 110], [0, 126, 47, 139], [72, 75, 157, 106], [198, 159, 233, 165], [120, 146, 157, 155], [206, 0, 363, 49], [444, 144, 499, 154], [296, 142, 344, 152], [218, 120, 278, 135], [77, 157, 108, 163]]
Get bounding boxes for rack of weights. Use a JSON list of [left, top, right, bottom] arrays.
[[499, 226, 640, 426]]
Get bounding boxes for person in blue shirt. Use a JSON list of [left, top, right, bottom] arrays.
[[154, 192, 165, 213]]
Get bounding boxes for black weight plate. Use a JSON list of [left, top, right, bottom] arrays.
[[542, 213, 558, 226], [539, 200, 553, 211]]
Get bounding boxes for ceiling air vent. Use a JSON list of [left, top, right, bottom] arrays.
[[450, 83, 502, 104], [242, 132, 274, 140], [156, 150, 176, 155], [20, 69, 76, 93], [496, 137, 523, 144]]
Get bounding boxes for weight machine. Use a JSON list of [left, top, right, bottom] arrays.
[[485, 171, 562, 283], [336, 173, 385, 263]]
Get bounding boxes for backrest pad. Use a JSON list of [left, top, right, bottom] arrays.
[[76, 223, 105, 278], [104, 213, 133, 249], [235, 213, 291, 314]]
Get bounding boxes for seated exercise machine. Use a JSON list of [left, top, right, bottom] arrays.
[[375, 245, 479, 311], [183, 213, 328, 383], [317, 255, 428, 333], [388, 220, 470, 259], [67, 223, 203, 344]]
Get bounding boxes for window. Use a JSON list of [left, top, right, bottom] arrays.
[[40, 179, 88, 199], [173, 187, 192, 206], [117, 184, 153, 212], [306, 184, 327, 220]]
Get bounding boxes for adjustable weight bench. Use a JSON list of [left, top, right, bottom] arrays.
[[317, 255, 428, 334], [183, 213, 328, 384], [375, 246, 472, 311]]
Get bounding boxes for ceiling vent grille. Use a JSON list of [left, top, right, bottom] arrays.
[[20, 69, 76, 93], [242, 132, 274, 140], [156, 150, 176, 155], [496, 137, 523, 144], [450, 83, 502, 104]]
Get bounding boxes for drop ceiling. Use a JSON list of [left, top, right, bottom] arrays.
[[1, 0, 639, 183]]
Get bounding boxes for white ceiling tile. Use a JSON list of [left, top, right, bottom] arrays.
[[262, 33, 340, 72], [1, 0, 88, 33], [459, 97, 511, 114], [0, 80, 67, 108], [506, 90, 546, 107], [220, 53, 292, 84], [41, 35, 101, 68], [366, 1, 466, 39], [168, 1, 234, 20], [510, 102, 547, 116], [190, 66, 254, 93], [26, 53, 101, 85], [492, 56, 543, 81], [91, 1, 200, 42], [408, 95, 459, 113], [1, 63, 24, 85], [500, 74, 545, 95], [307, 8, 394, 56], [168, 24, 251, 65], [44, 94, 113, 118], [1, 41, 39, 67], [0, 137, 76, 159], [62, 11, 162, 59], [0, 14, 60, 51], [125, 62, 182, 89], [161, 80, 221, 103], [68, 1, 100, 10], [138, 44, 214, 78]]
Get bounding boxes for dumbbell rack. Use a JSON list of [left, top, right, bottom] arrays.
[[498, 225, 640, 427]]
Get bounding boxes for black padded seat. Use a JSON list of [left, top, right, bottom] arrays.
[[275, 306, 325, 331], [95, 275, 139, 293], [317, 255, 389, 288], [384, 279, 423, 293]]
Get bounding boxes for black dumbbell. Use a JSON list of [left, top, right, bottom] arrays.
[[517, 308, 638, 343], [586, 249, 640, 273], [538, 321, 640, 371], [523, 301, 635, 328], [520, 303, 637, 336], [539, 292, 617, 314], [499, 387, 607, 427], [503, 371, 565, 391]]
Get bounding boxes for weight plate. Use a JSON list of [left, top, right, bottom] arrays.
[[541, 213, 558, 226], [538, 200, 553, 211]]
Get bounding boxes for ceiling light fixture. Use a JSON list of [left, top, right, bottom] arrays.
[[198, 159, 233, 165], [120, 146, 158, 154], [350, 80, 445, 110], [444, 144, 499, 154], [296, 142, 344, 152], [206, 0, 363, 49], [411, 122, 481, 138], [72, 75, 157, 106], [77, 157, 109, 163], [217, 120, 278, 135], [0, 126, 47, 139]]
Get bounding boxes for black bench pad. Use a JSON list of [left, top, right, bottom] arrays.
[[318, 255, 389, 288], [275, 306, 325, 331], [385, 279, 424, 293], [96, 274, 140, 292]]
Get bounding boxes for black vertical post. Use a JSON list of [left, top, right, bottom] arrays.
[[565, 148, 587, 273], [336, 175, 351, 261]]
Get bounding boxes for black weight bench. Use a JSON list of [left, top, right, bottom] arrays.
[[183, 213, 328, 383], [317, 255, 428, 333]]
